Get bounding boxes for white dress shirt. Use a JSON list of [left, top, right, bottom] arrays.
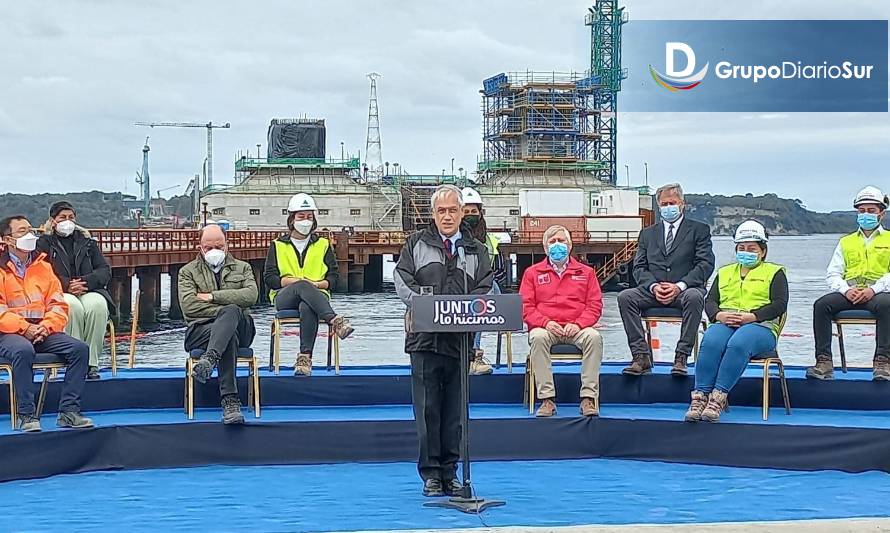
[[826, 227, 890, 294], [656, 215, 687, 293]]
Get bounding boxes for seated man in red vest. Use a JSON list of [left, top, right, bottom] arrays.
[[519, 225, 604, 418]]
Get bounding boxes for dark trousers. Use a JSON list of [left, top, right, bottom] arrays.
[[184, 305, 256, 396], [618, 286, 705, 359], [814, 292, 890, 361], [410, 351, 461, 482], [275, 280, 336, 355], [0, 332, 88, 415]]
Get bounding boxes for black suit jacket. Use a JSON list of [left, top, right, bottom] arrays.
[[632, 217, 715, 290]]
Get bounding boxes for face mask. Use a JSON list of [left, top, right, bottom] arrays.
[[56, 220, 76, 237], [14, 233, 38, 252], [858, 213, 880, 231], [548, 241, 569, 263], [203, 248, 226, 269], [293, 219, 314, 235], [736, 251, 760, 268], [660, 204, 682, 223], [463, 214, 481, 228]]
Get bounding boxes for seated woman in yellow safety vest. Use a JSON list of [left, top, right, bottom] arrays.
[[263, 193, 354, 376], [461, 187, 508, 376], [685, 220, 788, 423]]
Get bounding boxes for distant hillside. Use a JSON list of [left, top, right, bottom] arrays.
[[685, 193, 855, 235], [0, 191, 137, 228]]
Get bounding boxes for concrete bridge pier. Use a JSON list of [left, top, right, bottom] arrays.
[[334, 229, 350, 294], [168, 266, 182, 321], [136, 267, 161, 325], [109, 271, 133, 321], [249, 260, 269, 305], [364, 254, 384, 292]]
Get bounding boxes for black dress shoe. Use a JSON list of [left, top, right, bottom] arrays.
[[87, 366, 101, 381], [423, 478, 444, 497], [443, 479, 464, 497]]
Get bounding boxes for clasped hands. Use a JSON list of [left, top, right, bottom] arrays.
[[545, 321, 581, 338], [845, 287, 875, 305], [651, 282, 681, 305], [68, 278, 88, 296], [715, 311, 757, 328], [23, 324, 49, 344]]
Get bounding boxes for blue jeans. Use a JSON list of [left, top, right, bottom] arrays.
[[0, 332, 89, 414], [473, 281, 501, 350], [694, 323, 777, 394]]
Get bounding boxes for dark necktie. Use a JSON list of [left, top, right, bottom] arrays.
[[444, 239, 453, 258], [665, 224, 675, 251]]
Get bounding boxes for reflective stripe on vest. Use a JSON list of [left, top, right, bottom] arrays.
[[484, 234, 500, 268], [717, 261, 784, 337], [839, 230, 890, 288], [270, 237, 330, 302]]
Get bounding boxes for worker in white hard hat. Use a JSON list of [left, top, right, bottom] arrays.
[[460, 187, 507, 375], [685, 220, 788, 423], [263, 192, 354, 376], [808, 186, 890, 381]]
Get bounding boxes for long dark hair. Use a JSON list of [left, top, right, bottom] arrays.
[[470, 213, 488, 243]]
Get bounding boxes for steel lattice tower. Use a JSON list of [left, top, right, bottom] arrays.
[[586, 0, 626, 185], [364, 72, 383, 179]]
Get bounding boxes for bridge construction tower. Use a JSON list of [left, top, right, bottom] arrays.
[[363, 73, 383, 180]]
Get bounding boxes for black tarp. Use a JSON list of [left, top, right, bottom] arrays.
[[267, 119, 326, 159]]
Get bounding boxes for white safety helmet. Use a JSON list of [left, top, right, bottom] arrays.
[[287, 193, 318, 213], [734, 220, 768, 244], [853, 186, 888, 209], [461, 187, 483, 206]]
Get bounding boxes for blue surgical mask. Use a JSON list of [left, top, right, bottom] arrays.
[[858, 213, 880, 231], [548, 241, 569, 262], [660, 204, 682, 223], [736, 251, 760, 268]]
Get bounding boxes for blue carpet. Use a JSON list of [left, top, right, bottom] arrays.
[[2, 458, 889, 532]]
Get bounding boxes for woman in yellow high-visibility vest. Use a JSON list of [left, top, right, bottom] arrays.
[[263, 193, 354, 376], [461, 187, 508, 376], [685, 220, 788, 423]]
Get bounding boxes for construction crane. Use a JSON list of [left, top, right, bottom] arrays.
[[156, 184, 180, 199], [134, 121, 231, 187], [134, 137, 151, 216]]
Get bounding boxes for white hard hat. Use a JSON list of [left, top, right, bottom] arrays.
[[734, 220, 768, 244], [853, 186, 888, 209], [287, 193, 318, 213], [461, 187, 483, 206]]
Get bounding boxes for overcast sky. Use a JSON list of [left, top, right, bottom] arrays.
[[0, 0, 887, 212]]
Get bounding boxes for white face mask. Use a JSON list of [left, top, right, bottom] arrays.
[[56, 220, 76, 237], [293, 219, 314, 235], [15, 233, 38, 252], [203, 248, 226, 269]]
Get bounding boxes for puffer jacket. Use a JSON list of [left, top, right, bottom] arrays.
[[394, 223, 493, 358]]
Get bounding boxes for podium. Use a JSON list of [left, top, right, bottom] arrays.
[[411, 293, 523, 514]]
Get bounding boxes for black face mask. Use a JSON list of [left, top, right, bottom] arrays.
[[464, 215, 481, 228]]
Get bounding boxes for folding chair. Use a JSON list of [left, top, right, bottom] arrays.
[[832, 309, 875, 373], [642, 307, 708, 361], [107, 319, 118, 376], [268, 309, 339, 375], [523, 343, 598, 415], [495, 332, 514, 372], [0, 354, 69, 429], [184, 347, 260, 420]]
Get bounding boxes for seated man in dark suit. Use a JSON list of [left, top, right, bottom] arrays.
[[617, 183, 716, 376]]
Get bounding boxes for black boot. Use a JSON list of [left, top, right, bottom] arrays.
[[221, 394, 244, 425], [191, 349, 222, 384]]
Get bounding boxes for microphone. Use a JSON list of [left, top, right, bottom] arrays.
[[455, 239, 466, 266]]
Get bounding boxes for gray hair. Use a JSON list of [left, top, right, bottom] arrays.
[[430, 184, 464, 209], [542, 225, 572, 248], [655, 183, 684, 202]]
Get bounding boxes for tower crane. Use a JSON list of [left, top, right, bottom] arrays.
[[134, 121, 231, 187]]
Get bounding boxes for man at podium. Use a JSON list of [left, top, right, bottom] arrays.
[[394, 184, 493, 498]]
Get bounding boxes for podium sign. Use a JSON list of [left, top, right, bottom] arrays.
[[410, 294, 524, 333]]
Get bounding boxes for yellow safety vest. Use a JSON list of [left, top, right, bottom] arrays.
[[839, 230, 890, 288], [717, 261, 785, 337], [270, 237, 330, 302], [483, 234, 500, 268]]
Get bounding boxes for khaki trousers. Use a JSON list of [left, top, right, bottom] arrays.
[[528, 327, 603, 400]]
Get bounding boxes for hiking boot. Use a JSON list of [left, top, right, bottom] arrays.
[[87, 366, 101, 381], [580, 397, 598, 417], [18, 414, 41, 433], [443, 479, 464, 497], [221, 394, 245, 425], [806, 356, 835, 381], [191, 349, 222, 384], [422, 478, 444, 497], [700, 390, 729, 423], [294, 354, 312, 376], [536, 398, 557, 417], [330, 315, 355, 340], [469, 350, 493, 375], [874, 356, 890, 382], [671, 355, 688, 377], [684, 390, 709, 422], [622, 354, 652, 376], [57, 411, 94, 429]]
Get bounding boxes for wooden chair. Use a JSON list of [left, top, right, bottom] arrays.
[[749, 351, 791, 421], [184, 347, 260, 420], [494, 332, 514, 372], [107, 319, 118, 376], [0, 354, 70, 429], [523, 343, 599, 415], [642, 307, 708, 361], [832, 309, 875, 373], [268, 309, 339, 375]]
